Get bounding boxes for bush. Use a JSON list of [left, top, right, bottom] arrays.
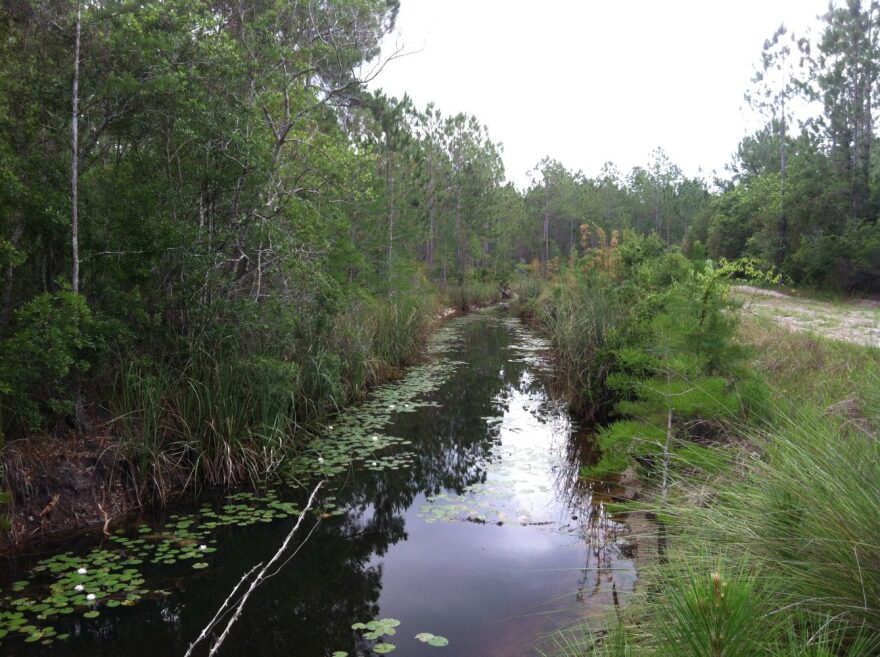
[[793, 219, 880, 293], [0, 290, 106, 438]]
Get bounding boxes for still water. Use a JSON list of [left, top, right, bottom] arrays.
[[0, 308, 635, 656]]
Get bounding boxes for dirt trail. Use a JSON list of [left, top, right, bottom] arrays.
[[732, 286, 880, 347]]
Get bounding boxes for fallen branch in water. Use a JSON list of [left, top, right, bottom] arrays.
[[183, 562, 262, 657], [184, 480, 324, 657]]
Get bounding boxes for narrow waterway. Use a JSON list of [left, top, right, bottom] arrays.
[[0, 308, 635, 656]]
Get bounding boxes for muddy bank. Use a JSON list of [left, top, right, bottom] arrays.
[[0, 307, 473, 553], [0, 434, 147, 551]]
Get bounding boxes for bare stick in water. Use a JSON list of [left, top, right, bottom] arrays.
[[184, 480, 324, 657], [183, 562, 262, 657]]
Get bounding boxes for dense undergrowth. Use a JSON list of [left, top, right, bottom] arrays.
[[0, 271, 507, 504], [522, 234, 880, 657], [113, 283, 442, 492]]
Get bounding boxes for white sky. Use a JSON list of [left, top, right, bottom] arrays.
[[370, 0, 830, 188]]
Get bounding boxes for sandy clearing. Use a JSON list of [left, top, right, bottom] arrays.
[[732, 286, 880, 347]]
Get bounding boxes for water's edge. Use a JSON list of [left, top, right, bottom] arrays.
[[0, 308, 637, 656]]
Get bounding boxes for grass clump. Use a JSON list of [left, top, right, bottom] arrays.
[[112, 284, 440, 491], [571, 404, 880, 656]]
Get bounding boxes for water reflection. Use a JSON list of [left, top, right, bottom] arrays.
[[0, 308, 635, 657]]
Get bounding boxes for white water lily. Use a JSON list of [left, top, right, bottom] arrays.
[[86, 593, 96, 601], [74, 584, 84, 592], [371, 461, 378, 466], [77, 567, 87, 575], [388, 405, 395, 410], [199, 544, 208, 551], [328, 425, 333, 431], [372, 436, 378, 442], [317, 457, 324, 463]]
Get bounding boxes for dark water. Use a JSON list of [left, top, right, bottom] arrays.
[[0, 309, 635, 656]]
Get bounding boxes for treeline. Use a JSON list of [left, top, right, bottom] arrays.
[[521, 2, 880, 293], [0, 0, 523, 482], [694, 1, 880, 292], [0, 0, 741, 464], [515, 151, 709, 269]]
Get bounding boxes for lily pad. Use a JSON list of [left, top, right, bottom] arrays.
[[415, 632, 449, 647]]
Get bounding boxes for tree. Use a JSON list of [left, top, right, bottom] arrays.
[[527, 158, 581, 273], [807, 0, 880, 220], [70, 0, 81, 295], [747, 24, 802, 266]]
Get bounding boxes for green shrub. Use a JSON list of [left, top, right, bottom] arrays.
[[655, 564, 766, 657], [0, 290, 106, 437]]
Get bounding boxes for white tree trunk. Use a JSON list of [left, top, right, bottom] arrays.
[[71, 0, 81, 294]]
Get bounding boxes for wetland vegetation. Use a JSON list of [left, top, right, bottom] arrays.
[[0, 1, 879, 656]]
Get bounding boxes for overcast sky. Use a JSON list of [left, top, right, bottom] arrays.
[[369, 0, 830, 188]]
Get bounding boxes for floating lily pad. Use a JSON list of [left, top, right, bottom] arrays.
[[415, 632, 449, 647]]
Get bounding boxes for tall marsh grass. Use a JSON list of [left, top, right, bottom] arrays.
[[534, 270, 631, 417], [537, 256, 880, 656], [112, 289, 440, 492]]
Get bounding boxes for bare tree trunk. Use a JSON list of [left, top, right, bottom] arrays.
[[71, 0, 81, 294], [427, 200, 435, 269], [455, 179, 463, 276], [662, 405, 672, 501], [779, 91, 787, 267], [186, 482, 324, 657], [70, 0, 88, 431], [542, 183, 549, 276], [426, 156, 435, 270], [387, 155, 394, 284]]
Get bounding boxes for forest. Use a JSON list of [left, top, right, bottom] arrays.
[[3, 0, 877, 455], [0, 0, 879, 656]]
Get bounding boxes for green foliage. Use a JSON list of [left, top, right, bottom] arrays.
[[549, 241, 750, 483], [793, 219, 880, 292], [566, 318, 880, 657], [581, 421, 664, 479], [444, 278, 502, 311], [534, 268, 631, 417], [615, 377, 740, 421], [655, 565, 765, 657], [0, 290, 106, 435], [114, 288, 437, 487]]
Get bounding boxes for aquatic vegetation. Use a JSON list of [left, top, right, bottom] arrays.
[[0, 311, 628, 655], [352, 617, 400, 640], [347, 619, 450, 653], [415, 632, 450, 647], [288, 340, 462, 481], [351, 617, 400, 654], [0, 488, 314, 645], [418, 439, 571, 530], [0, 319, 468, 649]]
